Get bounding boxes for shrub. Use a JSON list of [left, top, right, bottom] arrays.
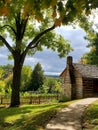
[[59, 95, 70, 102]]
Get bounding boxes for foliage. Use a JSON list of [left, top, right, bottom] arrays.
[[20, 92, 58, 97], [4, 74, 12, 94], [0, 80, 5, 95], [59, 95, 70, 102], [81, 32, 98, 66], [41, 76, 61, 94], [5, 66, 32, 92], [0, 64, 12, 94], [0, 64, 12, 80], [0, 65, 32, 93], [28, 63, 44, 91], [79, 11, 98, 65], [0, 0, 73, 57], [83, 100, 98, 130], [0, 64, 61, 94], [21, 66, 32, 91]]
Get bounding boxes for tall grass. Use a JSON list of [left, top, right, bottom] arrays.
[[83, 100, 98, 130]]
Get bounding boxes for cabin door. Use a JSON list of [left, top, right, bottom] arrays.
[[93, 79, 98, 96]]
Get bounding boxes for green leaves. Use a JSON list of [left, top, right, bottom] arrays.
[[0, 0, 98, 60], [56, 36, 73, 58], [81, 31, 98, 65], [38, 30, 73, 58]]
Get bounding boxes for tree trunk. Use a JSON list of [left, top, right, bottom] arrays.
[[10, 54, 23, 107]]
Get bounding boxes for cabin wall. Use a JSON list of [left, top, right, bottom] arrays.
[[83, 78, 96, 97]]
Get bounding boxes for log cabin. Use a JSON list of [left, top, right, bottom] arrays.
[[60, 56, 98, 100]]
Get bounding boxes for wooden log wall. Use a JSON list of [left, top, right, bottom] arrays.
[[83, 78, 94, 97]]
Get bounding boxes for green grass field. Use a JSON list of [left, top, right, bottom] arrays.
[[83, 100, 98, 130], [0, 101, 76, 130]]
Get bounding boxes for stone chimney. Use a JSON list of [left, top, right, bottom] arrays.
[[67, 56, 73, 66]]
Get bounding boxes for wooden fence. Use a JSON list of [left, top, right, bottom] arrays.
[[0, 95, 60, 105]]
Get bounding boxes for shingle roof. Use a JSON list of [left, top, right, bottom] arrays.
[[73, 63, 98, 78]]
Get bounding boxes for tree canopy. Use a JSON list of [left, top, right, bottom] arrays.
[[0, 0, 97, 58], [0, 0, 74, 58]]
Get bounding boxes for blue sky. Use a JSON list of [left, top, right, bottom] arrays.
[[0, 26, 90, 75]]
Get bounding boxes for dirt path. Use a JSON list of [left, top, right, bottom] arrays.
[[45, 98, 98, 130]]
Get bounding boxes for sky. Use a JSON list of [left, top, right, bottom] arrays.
[[0, 26, 90, 76]]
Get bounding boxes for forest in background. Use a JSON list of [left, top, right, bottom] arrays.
[[0, 63, 61, 96]]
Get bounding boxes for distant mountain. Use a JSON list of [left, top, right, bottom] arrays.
[[45, 75, 60, 78]]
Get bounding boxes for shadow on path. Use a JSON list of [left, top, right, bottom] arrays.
[[45, 98, 98, 130]]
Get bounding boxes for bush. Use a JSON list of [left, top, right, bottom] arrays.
[[59, 95, 70, 102]]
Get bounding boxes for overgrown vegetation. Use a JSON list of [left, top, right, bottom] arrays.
[[0, 100, 76, 130], [83, 100, 98, 130]]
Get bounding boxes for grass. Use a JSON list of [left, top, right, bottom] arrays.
[[0, 100, 77, 130], [83, 100, 98, 130]]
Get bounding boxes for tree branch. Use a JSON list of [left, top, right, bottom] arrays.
[[21, 24, 55, 63], [0, 25, 17, 36], [29, 40, 40, 49], [26, 24, 55, 51], [0, 35, 14, 54], [15, 13, 28, 41], [20, 18, 28, 39]]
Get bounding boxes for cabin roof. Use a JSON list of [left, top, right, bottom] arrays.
[[60, 63, 98, 79], [73, 63, 98, 78]]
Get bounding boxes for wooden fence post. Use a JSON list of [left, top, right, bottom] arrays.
[[0, 96, 3, 104], [29, 96, 32, 104], [38, 96, 41, 104]]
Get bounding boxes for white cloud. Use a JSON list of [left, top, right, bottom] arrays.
[[0, 54, 7, 58], [25, 57, 39, 63], [55, 26, 90, 61], [0, 26, 89, 75]]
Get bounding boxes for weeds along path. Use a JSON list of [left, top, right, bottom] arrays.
[[45, 98, 98, 130]]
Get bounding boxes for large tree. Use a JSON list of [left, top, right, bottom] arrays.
[[0, 0, 97, 107]]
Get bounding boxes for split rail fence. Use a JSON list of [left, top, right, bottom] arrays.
[[0, 95, 60, 105]]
